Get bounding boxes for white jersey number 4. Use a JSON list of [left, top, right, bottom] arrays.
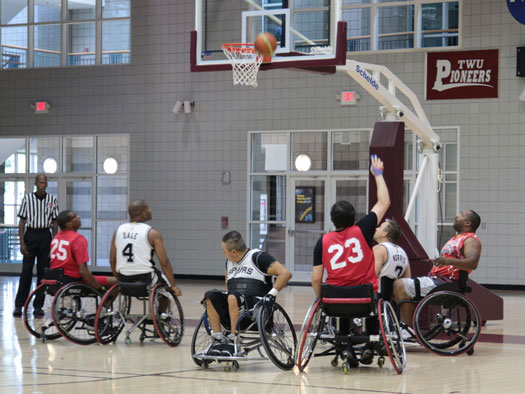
[[328, 238, 364, 270]]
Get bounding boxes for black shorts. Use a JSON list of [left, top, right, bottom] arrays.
[[203, 289, 262, 331]]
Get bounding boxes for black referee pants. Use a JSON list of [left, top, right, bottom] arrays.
[[15, 228, 52, 309]]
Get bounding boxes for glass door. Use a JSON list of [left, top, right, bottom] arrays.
[[332, 177, 369, 222], [61, 178, 93, 265], [287, 177, 328, 282]]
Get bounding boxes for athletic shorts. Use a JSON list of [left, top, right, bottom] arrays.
[[203, 289, 262, 331], [119, 269, 166, 289], [399, 276, 446, 298]]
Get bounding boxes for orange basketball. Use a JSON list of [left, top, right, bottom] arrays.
[[254, 32, 277, 58]]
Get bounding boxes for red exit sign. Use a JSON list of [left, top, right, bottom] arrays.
[[33, 101, 51, 114], [340, 91, 359, 106]]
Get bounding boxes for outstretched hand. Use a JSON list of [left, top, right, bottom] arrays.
[[370, 154, 384, 177], [262, 293, 276, 308]]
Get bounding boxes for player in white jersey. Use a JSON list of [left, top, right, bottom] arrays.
[[109, 200, 182, 296], [203, 230, 292, 356], [373, 219, 411, 294]]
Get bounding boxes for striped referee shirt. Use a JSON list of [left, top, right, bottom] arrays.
[[18, 192, 59, 229]]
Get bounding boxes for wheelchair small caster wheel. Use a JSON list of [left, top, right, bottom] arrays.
[[232, 361, 239, 371], [139, 334, 145, 343], [125, 337, 131, 345], [467, 348, 474, 356], [331, 359, 338, 367], [378, 356, 385, 368], [342, 362, 349, 374], [201, 361, 209, 370], [224, 364, 231, 372]]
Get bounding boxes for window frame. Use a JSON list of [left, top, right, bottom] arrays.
[[342, 0, 461, 53], [0, 0, 130, 69]]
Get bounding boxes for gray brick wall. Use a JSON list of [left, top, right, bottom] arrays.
[[1, 0, 524, 284]]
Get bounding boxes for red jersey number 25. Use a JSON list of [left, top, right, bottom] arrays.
[[328, 238, 364, 270], [50, 239, 70, 261]]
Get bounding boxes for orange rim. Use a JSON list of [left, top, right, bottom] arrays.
[[222, 43, 256, 54]]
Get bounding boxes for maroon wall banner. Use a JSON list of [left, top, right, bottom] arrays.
[[426, 49, 498, 100]]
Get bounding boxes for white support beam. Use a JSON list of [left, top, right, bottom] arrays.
[[337, 60, 441, 256]]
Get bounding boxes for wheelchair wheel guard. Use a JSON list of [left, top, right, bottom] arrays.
[[258, 302, 297, 371], [95, 284, 130, 345], [52, 282, 101, 345], [378, 299, 406, 374], [150, 283, 184, 347], [23, 283, 62, 341], [296, 299, 322, 372], [413, 290, 481, 356]]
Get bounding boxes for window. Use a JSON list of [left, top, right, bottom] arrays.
[[0, 135, 129, 267], [0, 0, 130, 69], [342, 0, 459, 52]]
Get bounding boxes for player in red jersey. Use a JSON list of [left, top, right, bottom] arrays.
[[312, 155, 391, 297], [393, 209, 482, 327], [50, 210, 117, 290]]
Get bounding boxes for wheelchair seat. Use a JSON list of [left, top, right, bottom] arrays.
[[118, 281, 150, 298], [321, 283, 375, 317]]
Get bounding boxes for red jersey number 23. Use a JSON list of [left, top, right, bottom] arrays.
[[328, 238, 363, 270]]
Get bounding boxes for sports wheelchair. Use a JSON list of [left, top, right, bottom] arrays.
[[398, 271, 481, 356], [191, 298, 296, 371], [94, 274, 184, 347], [24, 268, 103, 345], [296, 283, 406, 374]]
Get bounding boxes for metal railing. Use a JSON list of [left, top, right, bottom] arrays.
[[0, 225, 21, 264]]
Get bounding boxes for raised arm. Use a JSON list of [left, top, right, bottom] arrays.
[[149, 228, 182, 296], [370, 155, 390, 223]]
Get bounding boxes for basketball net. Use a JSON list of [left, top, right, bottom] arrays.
[[222, 43, 263, 88]]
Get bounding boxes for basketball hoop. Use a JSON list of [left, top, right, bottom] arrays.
[[222, 43, 263, 88]]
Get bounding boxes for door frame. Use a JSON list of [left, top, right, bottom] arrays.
[[286, 173, 370, 282]]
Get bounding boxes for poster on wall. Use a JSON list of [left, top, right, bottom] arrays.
[[295, 187, 315, 223], [426, 49, 499, 100]]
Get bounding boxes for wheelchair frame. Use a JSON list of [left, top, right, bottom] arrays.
[[191, 301, 297, 371], [296, 285, 406, 375], [94, 281, 184, 347], [23, 278, 66, 342], [24, 270, 103, 345]]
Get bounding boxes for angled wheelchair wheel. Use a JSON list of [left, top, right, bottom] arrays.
[[150, 283, 184, 347], [413, 290, 481, 356], [378, 299, 406, 374], [296, 299, 322, 372], [191, 312, 213, 367], [95, 284, 130, 344], [23, 284, 62, 341], [52, 283, 101, 345], [258, 302, 297, 371]]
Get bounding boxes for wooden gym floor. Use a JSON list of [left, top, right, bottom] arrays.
[[0, 276, 524, 394]]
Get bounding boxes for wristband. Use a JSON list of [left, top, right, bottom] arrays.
[[268, 288, 279, 297]]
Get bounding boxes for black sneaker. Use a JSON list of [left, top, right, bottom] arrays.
[[360, 349, 374, 365], [13, 307, 22, 317], [34, 308, 45, 317], [207, 340, 235, 357], [348, 357, 359, 368]]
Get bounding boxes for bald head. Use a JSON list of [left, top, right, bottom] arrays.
[[128, 200, 149, 220], [35, 174, 47, 183]]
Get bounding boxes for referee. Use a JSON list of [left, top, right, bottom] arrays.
[[13, 174, 59, 317]]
